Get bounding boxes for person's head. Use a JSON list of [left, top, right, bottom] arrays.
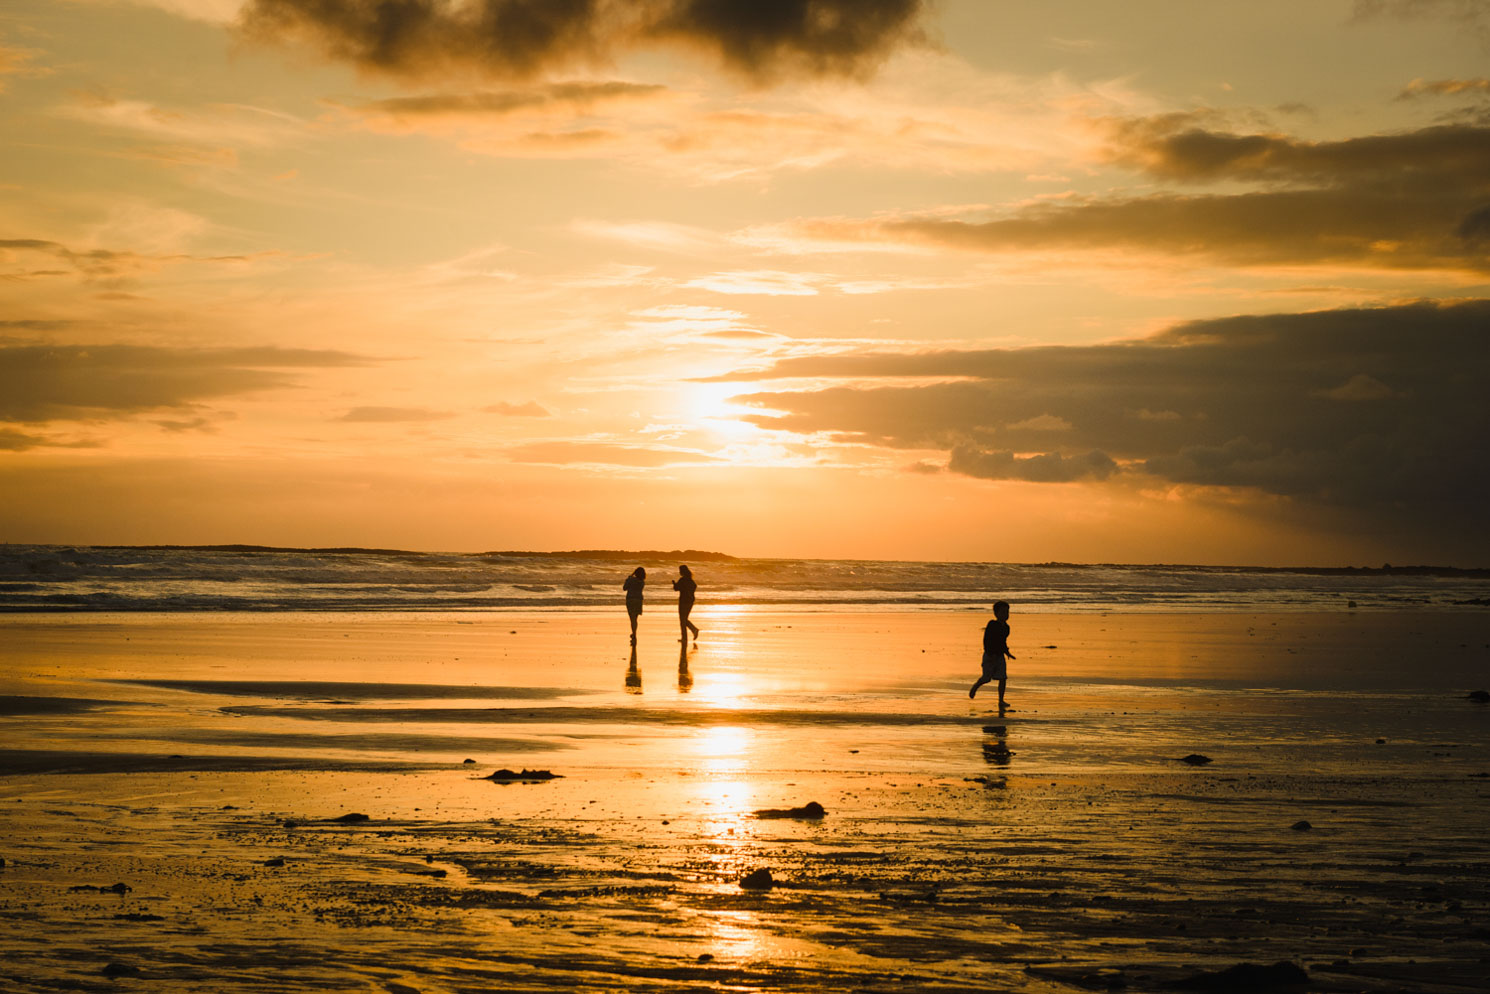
[[679, 564, 691, 577], [633, 567, 646, 579], [993, 600, 1010, 620]]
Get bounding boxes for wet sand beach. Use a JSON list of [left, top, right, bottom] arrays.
[[1, 610, 1487, 992]]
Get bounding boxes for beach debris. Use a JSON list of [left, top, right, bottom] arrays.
[[1177, 754, 1213, 766], [113, 912, 165, 922], [1467, 689, 1489, 703], [739, 868, 775, 890], [1164, 960, 1307, 990], [463, 758, 476, 764], [262, 857, 286, 867], [697, 953, 715, 963], [1025, 965, 1129, 990], [753, 801, 826, 820], [966, 776, 1007, 789], [482, 768, 563, 783], [329, 812, 371, 823], [1375, 738, 1387, 744], [69, 882, 131, 894], [101, 962, 142, 978], [281, 819, 299, 829], [1291, 820, 1313, 831]]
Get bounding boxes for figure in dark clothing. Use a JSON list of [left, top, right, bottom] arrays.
[[623, 567, 645, 644], [673, 564, 700, 644], [970, 600, 1015, 709]]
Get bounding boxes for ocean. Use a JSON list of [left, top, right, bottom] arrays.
[[1, 544, 1486, 612]]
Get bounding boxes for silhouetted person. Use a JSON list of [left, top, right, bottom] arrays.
[[673, 564, 700, 644], [970, 600, 1015, 711], [625, 645, 642, 694], [677, 641, 693, 693], [623, 566, 645, 644]]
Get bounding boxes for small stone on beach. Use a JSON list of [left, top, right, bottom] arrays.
[[1291, 820, 1312, 831], [1178, 754, 1212, 765], [753, 801, 826, 819], [740, 868, 774, 890], [483, 768, 562, 783], [101, 963, 142, 978], [329, 812, 370, 823], [262, 857, 285, 867], [1467, 689, 1489, 703]]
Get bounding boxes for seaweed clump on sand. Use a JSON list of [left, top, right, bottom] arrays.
[[482, 768, 563, 783], [753, 801, 826, 819]]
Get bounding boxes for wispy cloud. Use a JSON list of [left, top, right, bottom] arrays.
[[0, 344, 374, 423]]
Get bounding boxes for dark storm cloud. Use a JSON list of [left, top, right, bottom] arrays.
[[239, 0, 928, 82], [0, 345, 372, 422], [723, 299, 1490, 518]]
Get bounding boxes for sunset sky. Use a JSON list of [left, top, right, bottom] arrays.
[[3, 0, 1487, 564]]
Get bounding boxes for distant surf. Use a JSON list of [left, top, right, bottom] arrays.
[[1, 545, 1486, 612]]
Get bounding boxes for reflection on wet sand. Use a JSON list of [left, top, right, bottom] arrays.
[[678, 643, 694, 693], [982, 724, 1013, 767], [625, 646, 642, 694]]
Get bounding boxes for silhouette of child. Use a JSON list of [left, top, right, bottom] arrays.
[[623, 567, 645, 644], [970, 600, 1015, 707], [672, 564, 700, 644]]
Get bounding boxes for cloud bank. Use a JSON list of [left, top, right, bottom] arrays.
[[722, 300, 1490, 530], [240, 0, 928, 82]]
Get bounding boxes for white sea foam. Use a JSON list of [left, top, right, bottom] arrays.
[[0, 545, 1485, 612]]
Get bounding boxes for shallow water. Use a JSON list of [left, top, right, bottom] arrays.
[[0, 610, 1487, 991]]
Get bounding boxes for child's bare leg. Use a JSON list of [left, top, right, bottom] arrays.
[[997, 677, 1006, 706], [969, 675, 991, 699]]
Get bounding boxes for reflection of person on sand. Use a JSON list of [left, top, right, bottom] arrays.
[[677, 642, 693, 693], [969, 600, 1015, 709], [672, 565, 700, 644], [623, 567, 645, 644], [625, 645, 642, 694]]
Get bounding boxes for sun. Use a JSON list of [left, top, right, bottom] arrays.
[[685, 382, 761, 441]]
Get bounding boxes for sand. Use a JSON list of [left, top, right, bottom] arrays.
[[1, 609, 1487, 992]]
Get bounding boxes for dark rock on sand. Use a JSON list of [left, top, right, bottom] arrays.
[[483, 768, 562, 783], [262, 857, 286, 867], [1178, 754, 1213, 766], [1468, 689, 1490, 702], [1165, 960, 1307, 990], [1292, 820, 1313, 831], [329, 812, 371, 823], [463, 758, 476, 764], [753, 801, 826, 819], [113, 912, 165, 922], [1375, 738, 1387, 744], [281, 820, 299, 829], [740, 868, 774, 890], [101, 963, 142, 978]]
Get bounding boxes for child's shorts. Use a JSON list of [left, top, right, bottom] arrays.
[[981, 651, 1006, 680]]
